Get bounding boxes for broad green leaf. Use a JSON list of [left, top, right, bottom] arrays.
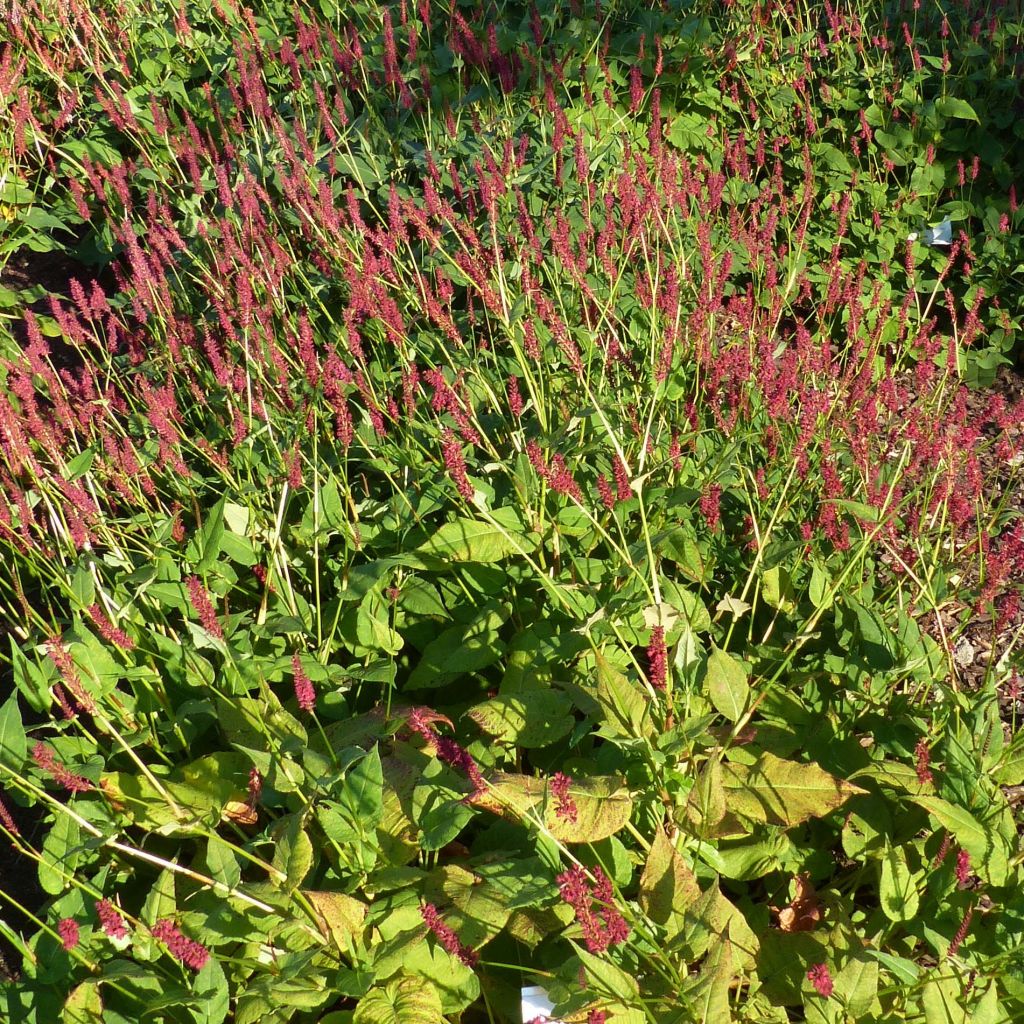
[[471, 772, 633, 842], [306, 890, 367, 951], [832, 955, 878, 1017], [689, 936, 733, 1024], [721, 752, 863, 828], [911, 795, 1008, 884], [935, 96, 979, 122], [413, 516, 525, 563], [467, 691, 574, 747], [193, 957, 229, 1024], [39, 811, 81, 895], [639, 829, 700, 929], [921, 973, 969, 1023], [706, 648, 749, 722], [591, 650, 648, 737], [972, 981, 1009, 1024], [194, 495, 227, 571], [995, 731, 1024, 784], [684, 758, 727, 836], [272, 815, 314, 891], [808, 565, 832, 610], [0, 694, 26, 770], [761, 566, 796, 613], [431, 864, 510, 947], [879, 845, 919, 922], [339, 746, 384, 829], [204, 837, 240, 890], [63, 980, 103, 1023], [573, 944, 640, 1002], [863, 948, 920, 985]]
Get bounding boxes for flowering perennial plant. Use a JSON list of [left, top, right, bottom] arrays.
[[0, 1, 1020, 1022]]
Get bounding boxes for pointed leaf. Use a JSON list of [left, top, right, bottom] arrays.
[[639, 828, 701, 928], [706, 648, 749, 722], [721, 752, 864, 828]]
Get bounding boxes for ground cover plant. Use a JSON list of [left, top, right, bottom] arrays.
[[0, 0, 1023, 1021]]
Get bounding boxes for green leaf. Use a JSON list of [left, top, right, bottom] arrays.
[[39, 811, 81, 895], [935, 97, 979, 122], [193, 957, 229, 1024], [921, 973, 969, 1023], [306, 890, 367, 952], [272, 814, 315, 892], [879, 845, 919, 923], [0, 694, 26, 770], [471, 772, 633, 843], [572, 943, 640, 1002], [431, 864, 510, 948], [721, 752, 864, 829], [63, 980, 103, 1023], [413, 515, 525, 563], [995, 731, 1024, 784], [339, 746, 384, 829], [590, 649, 648, 737], [194, 495, 227, 572], [638, 829, 701, 929], [467, 691, 574, 747], [761, 566, 796, 614], [911, 795, 1008, 884], [862, 948, 920, 985], [705, 647, 749, 722], [832, 955, 878, 1017]]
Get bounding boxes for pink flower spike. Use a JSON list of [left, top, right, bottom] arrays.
[[292, 653, 315, 712], [96, 899, 129, 940], [550, 772, 578, 823], [185, 576, 224, 641], [58, 918, 79, 950], [420, 903, 478, 967], [31, 742, 91, 793], [151, 918, 209, 971], [955, 849, 971, 885], [807, 962, 833, 997]]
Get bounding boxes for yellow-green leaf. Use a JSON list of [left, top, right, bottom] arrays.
[[920, 973, 969, 1024], [354, 976, 443, 1024], [879, 845, 919, 923], [470, 772, 632, 843], [911, 795, 1009, 885], [467, 691, 574, 747], [706, 648, 749, 722], [639, 828, 701, 929], [306, 890, 366, 951], [722, 752, 864, 828], [414, 516, 526, 563], [63, 980, 103, 1024]]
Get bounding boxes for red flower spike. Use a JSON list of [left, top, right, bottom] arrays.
[[955, 849, 971, 885], [550, 772, 578, 823], [96, 899, 129, 940], [32, 742, 91, 793], [914, 737, 933, 784], [58, 918, 80, 951], [151, 919, 209, 971], [557, 864, 629, 954], [647, 627, 668, 690], [807, 962, 833, 997], [185, 576, 224, 641], [420, 903, 478, 967], [292, 653, 315, 713]]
